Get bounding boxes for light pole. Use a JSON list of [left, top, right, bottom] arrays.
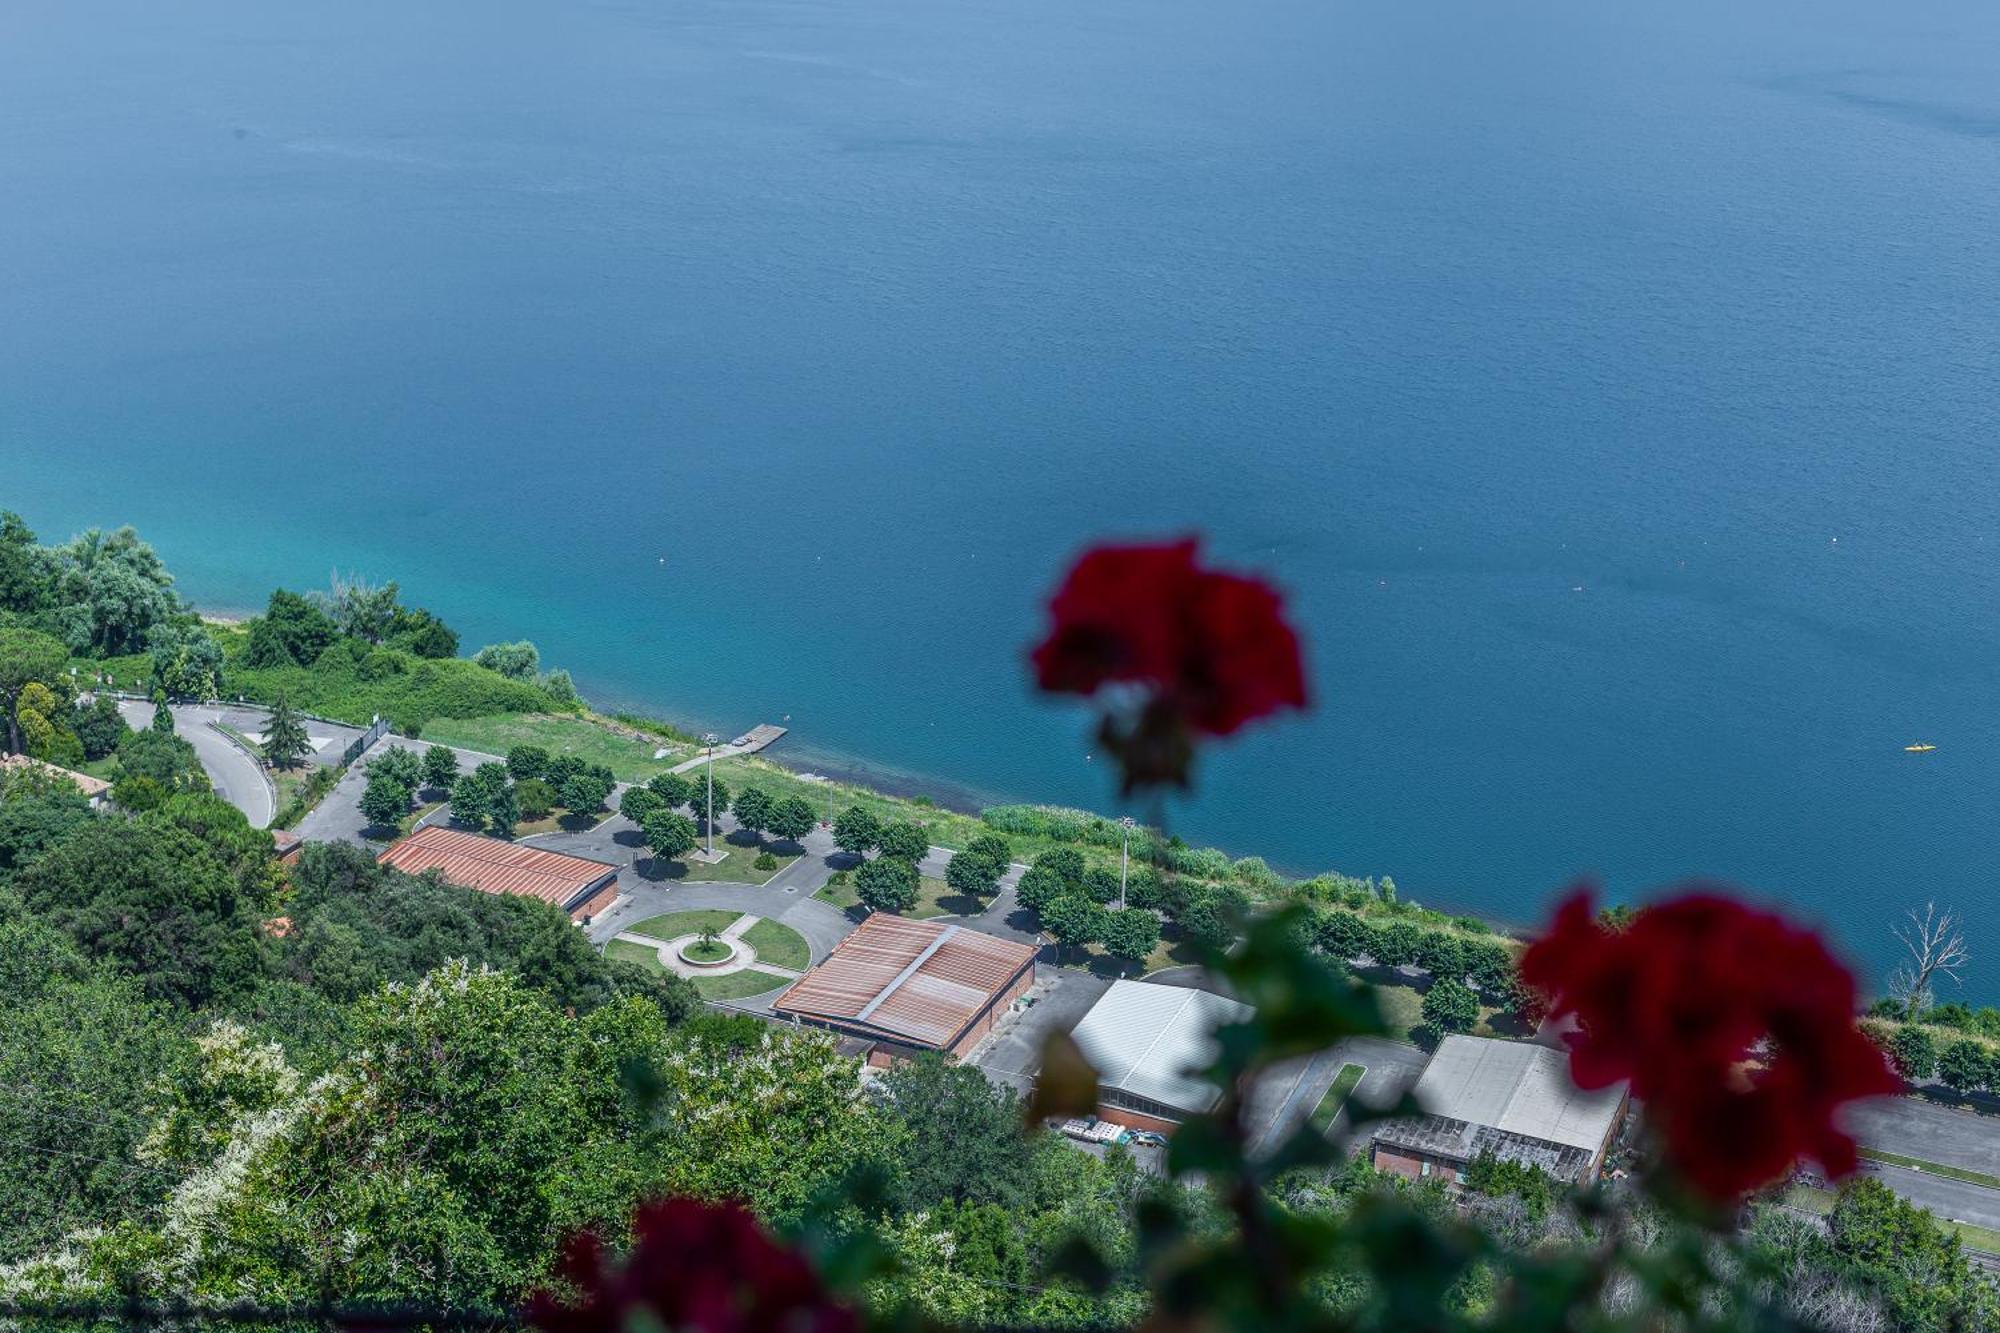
[[703, 732, 719, 858], [1118, 816, 1136, 910]]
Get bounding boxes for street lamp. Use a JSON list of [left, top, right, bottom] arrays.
[[1118, 816, 1136, 910], [702, 732, 719, 858]]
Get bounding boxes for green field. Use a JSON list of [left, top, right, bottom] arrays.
[[814, 876, 860, 911], [741, 919, 810, 971], [693, 971, 789, 1001], [625, 909, 743, 943], [1311, 1063, 1368, 1134], [422, 712, 694, 781]]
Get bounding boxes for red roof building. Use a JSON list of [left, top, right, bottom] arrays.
[[772, 913, 1038, 1060], [376, 824, 622, 922]]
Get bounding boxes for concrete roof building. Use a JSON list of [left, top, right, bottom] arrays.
[[1370, 1035, 1628, 1185], [772, 913, 1037, 1061], [1068, 980, 1253, 1132], [377, 824, 621, 922]]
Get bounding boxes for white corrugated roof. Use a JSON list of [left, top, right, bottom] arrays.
[[1413, 1035, 1624, 1154], [1068, 980, 1254, 1116]]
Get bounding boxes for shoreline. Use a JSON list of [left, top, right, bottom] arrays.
[[196, 601, 1530, 940]]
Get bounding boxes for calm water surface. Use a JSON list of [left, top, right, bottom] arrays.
[[4, 0, 1998, 992]]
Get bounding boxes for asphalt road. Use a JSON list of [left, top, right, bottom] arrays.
[[121, 701, 274, 829]]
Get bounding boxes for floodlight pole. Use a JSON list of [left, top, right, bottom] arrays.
[[703, 732, 718, 857], [1118, 816, 1136, 910]]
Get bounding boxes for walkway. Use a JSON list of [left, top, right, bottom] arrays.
[[612, 911, 803, 981]]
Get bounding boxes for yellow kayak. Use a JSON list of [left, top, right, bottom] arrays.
[[1904, 743, 1937, 753]]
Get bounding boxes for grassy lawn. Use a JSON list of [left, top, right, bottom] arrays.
[[513, 806, 615, 837], [815, 876, 859, 911], [605, 939, 666, 970], [742, 919, 811, 971], [683, 939, 733, 964], [1311, 1064, 1368, 1134], [909, 876, 953, 919], [422, 713, 694, 781], [1371, 983, 1425, 1040], [1858, 1147, 2000, 1191], [1781, 1184, 1836, 1215], [673, 832, 797, 885], [693, 971, 789, 1001], [625, 909, 744, 943]]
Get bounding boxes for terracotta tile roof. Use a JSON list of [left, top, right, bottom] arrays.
[[773, 913, 1038, 1049], [377, 825, 618, 912], [0, 753, 111, 798]]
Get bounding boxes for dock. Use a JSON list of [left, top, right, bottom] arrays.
[[668, 723, 788, 775]]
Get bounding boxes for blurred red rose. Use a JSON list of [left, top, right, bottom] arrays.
[[1522, 888, 1898, 1201], [1030, 539, 1306, 789], [528, 1197, 856, 1333]]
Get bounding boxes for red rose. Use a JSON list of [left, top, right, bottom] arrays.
[[1522, 887, 1898, 1201], [1030, 540, 1307, 789], [528, 1198, 856, 1333]]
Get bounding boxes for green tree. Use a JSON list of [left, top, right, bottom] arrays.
[[689, 772, 730, 826], [514, 778, 557, 821], [767, 795, 816, 845], [359, 769, 412, 829], [316, 572, 401, 643], [473, 639, 541, 680], [944, 848, 1003, 899], [385, 605, 459, 659], [261, 696, 312, 771], [558, 770, 613, 816], [0, 627, 69, 754], [151, 691, 175, 733], [965, 833, 1011, 865], [1936, 1038, 1992, 1094], [1828, 1177, 1997, 1329], [1040, 894, 1108, 952], [0, 510, 53, 613], [1371, 920, 1424, 967], [618, 785, 662, 825], [1890, 1025, 1940, 1083], [241, 588, 338, 668], [1015, 864, 1065, 914], [732, 786, 774, 837], [506, 745, 550, 781], [47, 526, 179, 654], [422, 743, 460, 792], [856, 856, 920, 914], [1100, 907, 1161, 966], [70, 692, 129, 760], [1414, 930, 1466, 982], [877, 1054, 1034, 1211], [1421, 976, 1480, 1036], [641, 807, 698, 865], [1035, 846, 1086, 886], [834, 805, 882, 860], [371, 745, 424, 790], [878, 820, 929, 862], [146, 622, 225, 700], [14, 817, 268, 1008], [647, 771, 692, 809], [115, 727, 209, 793], [450, 762, 511, 833]]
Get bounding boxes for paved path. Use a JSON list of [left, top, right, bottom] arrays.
[[612, 914, 805, 980], [123, 702, 275, 829]]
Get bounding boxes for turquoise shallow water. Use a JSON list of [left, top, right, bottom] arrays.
[[4, 0, 1998, 994]]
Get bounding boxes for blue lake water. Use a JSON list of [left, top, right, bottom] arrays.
[[4, 0, 1998, 994]]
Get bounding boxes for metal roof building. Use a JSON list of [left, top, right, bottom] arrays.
[[1371, 1035, 1628, 1185], [377, 824, 621, 921], [772, 913, 1038, 1058], [1068, 980, 1253, 1128]]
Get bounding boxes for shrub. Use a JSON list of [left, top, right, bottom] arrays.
[[753, 851, 778, 872], [514, 779, 557, 821]]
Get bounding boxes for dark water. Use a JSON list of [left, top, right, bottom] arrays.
[[5, 0, 1997, 993]]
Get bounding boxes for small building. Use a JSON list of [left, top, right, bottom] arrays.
[[376, 824, 622, 923], [1370, 1034, 1628, 1186], [0, 753, 111, 807], [772, 913, 1038, 1062], [270, 828, 304, 865], [1067, 979, 1253, 1133]]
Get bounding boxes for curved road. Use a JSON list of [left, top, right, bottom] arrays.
[[118, 701, 275, 829]]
